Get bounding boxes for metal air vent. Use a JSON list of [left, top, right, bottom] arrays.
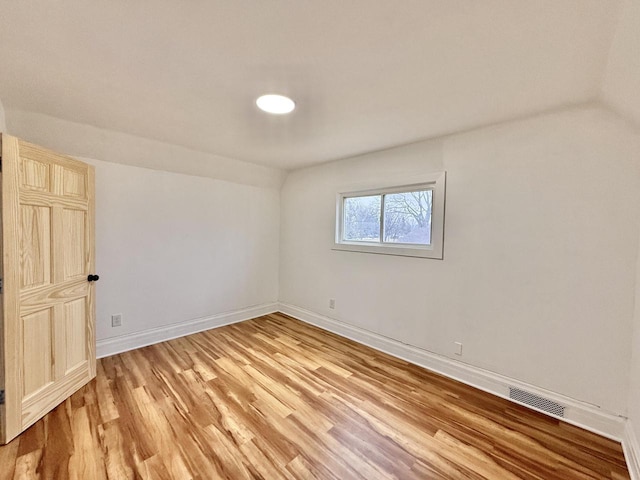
[[509, 387, 565, 417]]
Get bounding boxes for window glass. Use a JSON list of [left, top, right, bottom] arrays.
[[383, 190, 432, 245], [343, 195, 381, 242]]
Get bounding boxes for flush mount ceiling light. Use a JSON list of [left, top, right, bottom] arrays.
[[256, 94, 296, 114]]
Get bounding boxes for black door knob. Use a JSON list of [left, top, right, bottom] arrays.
[[87, 274, 100, 282]]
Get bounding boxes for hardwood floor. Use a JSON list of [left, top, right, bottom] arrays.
[[0, 313, 630, 479]]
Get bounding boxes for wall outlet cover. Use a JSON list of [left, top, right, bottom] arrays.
[[112, 314, 123, 327]]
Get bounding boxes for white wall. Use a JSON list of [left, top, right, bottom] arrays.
[[87, 158, 280, 342], [602, 0, 640, 126], [0, 97, 6, 132], [6, 111, 281, 343], [602, 0, 640, 459], [6, 110, 284, 189], [280, 105, 640, 415], [629, 238, 640, 445], [605, 0, 640, 439]]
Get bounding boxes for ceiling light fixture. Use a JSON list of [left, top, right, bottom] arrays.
[[256, 94, 295, 114]]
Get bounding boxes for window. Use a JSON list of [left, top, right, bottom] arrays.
[[333, 172, 445, 259]]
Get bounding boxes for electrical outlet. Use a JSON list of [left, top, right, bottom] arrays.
[[111, 314, 123, 327], [454, 341, 463, 356], [329, 299, 336, 309]]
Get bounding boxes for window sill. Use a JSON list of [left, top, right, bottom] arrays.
[[332, 242, 443, 259]]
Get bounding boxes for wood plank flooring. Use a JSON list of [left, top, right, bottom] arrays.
[[0, 313, 630, 479]]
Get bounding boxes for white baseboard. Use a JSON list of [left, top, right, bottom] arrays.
[[96, 302, 279, 358], [624, 421, 640, 480], [278, 302, 626, 442]]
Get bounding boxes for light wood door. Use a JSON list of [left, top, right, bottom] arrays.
[[0, 134, 96, 444]]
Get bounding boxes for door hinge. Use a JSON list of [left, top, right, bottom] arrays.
[[0, 278, 3, 294], [0, 390, 5, 405]]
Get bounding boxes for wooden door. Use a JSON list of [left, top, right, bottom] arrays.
[[0, 134, 96, 444]]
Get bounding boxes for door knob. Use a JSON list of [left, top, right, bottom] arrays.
[[87, 274, 100, 282]]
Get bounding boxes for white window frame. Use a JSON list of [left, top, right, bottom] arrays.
[[333, 171, 446, 259]]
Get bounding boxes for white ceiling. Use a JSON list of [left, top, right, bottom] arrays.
[[0, 1, 621, 170]]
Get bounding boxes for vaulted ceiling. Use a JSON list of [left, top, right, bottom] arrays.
[[0, 1, 622, 169]]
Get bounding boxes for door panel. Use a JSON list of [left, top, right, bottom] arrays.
[[1, 134, 96, 444], [64, 297, 87, 372], [63, 169, 86, 197], [21, 158, 49, 191], [20, 205, 52, 289], [21, 308, 53, 397], [62, 209, 86, 280]]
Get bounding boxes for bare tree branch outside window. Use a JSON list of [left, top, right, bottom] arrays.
[[343, 195, 381, 241], [383, 190, 432, 245]]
